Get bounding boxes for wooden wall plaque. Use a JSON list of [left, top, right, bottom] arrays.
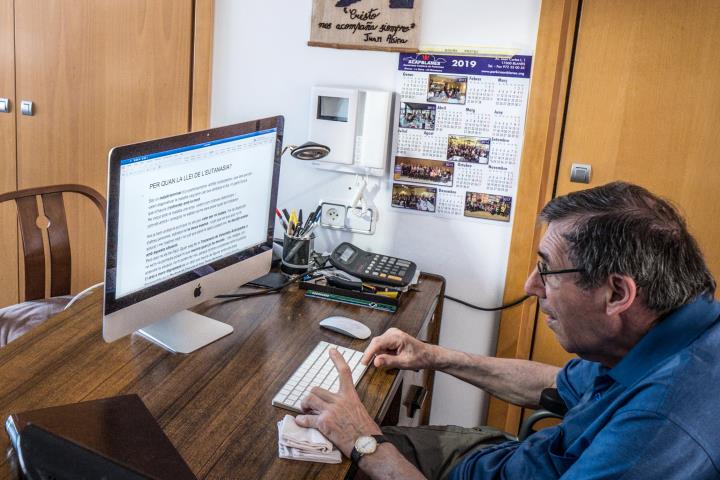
[[309, 0, 422, 53]]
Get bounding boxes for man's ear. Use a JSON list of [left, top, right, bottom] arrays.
[[605, 273, 637, 316]]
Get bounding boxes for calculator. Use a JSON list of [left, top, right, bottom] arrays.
[[329, 242, 417, 287]]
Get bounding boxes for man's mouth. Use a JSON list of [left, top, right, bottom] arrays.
[[539, 304, 556, 324], [538, 302, 553, 318]]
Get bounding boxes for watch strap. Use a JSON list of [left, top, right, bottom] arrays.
[[350, 446, 362, 464]]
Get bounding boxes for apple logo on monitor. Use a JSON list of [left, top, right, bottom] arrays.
[[193, 284, 202, 298]]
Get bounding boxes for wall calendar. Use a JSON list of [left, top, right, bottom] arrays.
[[391, 53, 532, 223]]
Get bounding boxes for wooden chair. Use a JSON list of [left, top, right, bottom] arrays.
[[0, 184, 106, 346], [0, 184, 106, 301]]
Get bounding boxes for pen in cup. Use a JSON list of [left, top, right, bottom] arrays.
[[300, 206, 322, 239], [279, 204, 323, 238], [275, 208, 288, 232], [300, 212, 314, 235]]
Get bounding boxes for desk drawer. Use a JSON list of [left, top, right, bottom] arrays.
[[379, 297, 440, 427]]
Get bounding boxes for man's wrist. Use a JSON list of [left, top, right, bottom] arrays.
[[355, 437, 391, 467], [426, 343, 447, 370], [345, 421, 383, 456], [354, 441, 426, 480]]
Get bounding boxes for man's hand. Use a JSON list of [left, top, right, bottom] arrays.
[[361, 327, 436, 370], [297, 347, 428, 479], [295, 348, 381, 457]]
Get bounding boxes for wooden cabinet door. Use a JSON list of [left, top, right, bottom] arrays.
[[0, 0, 18, 307], [9, 0, 194, 304], [531, 0, 720, 369]]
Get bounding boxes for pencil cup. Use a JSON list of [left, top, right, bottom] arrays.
[[281, 233, 315, 274]]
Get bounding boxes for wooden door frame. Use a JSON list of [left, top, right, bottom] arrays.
[[486, 0, 581, 434], [191, 0, 214, 131]]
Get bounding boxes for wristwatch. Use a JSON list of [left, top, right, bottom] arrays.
[[350, 434, 388, 464]]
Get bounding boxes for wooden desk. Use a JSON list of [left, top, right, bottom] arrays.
[[0, 274, 444, 479]]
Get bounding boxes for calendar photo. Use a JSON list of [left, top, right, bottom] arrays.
[[447, 135, 490, 164], [464, 192, 512, 222], [391, 184, 437, 213], [399, 102, 436, 131], [394, 157, 454, 186], [427, 74, 467, 105]]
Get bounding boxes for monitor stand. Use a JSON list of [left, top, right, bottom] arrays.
[[136, 310, 233, 354]]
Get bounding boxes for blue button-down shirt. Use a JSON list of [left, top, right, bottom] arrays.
[[448, 296, 720, 479]]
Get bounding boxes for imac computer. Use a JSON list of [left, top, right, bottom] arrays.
[[103, 116, 284, 353]]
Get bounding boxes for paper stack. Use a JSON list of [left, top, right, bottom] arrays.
[[277, 415, 342, 464]]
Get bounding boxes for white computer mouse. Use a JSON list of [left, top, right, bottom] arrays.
[[319, 316, 372, 340]]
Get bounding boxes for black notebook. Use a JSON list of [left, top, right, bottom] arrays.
[[5, 394, 196, 480]]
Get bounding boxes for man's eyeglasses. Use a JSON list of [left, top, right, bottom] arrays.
[[536, 261, 584, 286]]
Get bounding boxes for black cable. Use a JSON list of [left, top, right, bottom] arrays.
[[444, 294, 531, 311], [214, 250, 530, 311], [214, 272, 307, 302], [214, 281, 292, 301], [214, 254, 329, 302]]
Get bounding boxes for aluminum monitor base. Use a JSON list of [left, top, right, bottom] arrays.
[[136, 310, 233, 354]]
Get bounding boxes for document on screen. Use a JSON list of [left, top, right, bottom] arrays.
[[114, 132, 276, 298]]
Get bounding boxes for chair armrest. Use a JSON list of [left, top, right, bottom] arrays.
[[518, 409, 564, 441], [539, 387, 568, 416], [516, 388, 568, 441]]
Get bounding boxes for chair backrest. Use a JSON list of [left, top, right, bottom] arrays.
[[0, 184, 106, 301]]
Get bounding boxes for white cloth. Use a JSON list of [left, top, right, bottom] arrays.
[[277, 415, 342, 464]]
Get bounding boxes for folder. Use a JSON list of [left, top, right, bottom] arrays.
[[5, 394, 196, 480]]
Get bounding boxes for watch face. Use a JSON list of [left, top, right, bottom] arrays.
[[355, 435, 378, 455]]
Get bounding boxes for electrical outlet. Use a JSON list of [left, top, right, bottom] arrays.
[[320, 202, 346, 229]]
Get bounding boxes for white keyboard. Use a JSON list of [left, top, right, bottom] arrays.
[[272, 341, 369, 413]]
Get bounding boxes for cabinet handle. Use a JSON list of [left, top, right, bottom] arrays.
[[403, 385, 427, 418], [0, 98, 9, 113], [570, 163, 592, 183], [20, 100, 34, 116]]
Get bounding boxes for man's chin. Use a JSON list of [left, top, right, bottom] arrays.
[[546, 318, 569, 348]]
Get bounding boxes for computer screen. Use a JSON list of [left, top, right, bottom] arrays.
[[103, 117, 283, 353]]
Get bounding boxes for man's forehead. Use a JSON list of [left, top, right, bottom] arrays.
[[538, 221, 572, 262]]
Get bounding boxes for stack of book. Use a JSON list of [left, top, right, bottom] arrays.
[[299, 270, 418, 313]]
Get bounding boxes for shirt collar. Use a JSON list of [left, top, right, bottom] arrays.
[[608, 296, 720, 386]]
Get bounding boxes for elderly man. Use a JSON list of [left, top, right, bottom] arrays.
[[296, 182, 719, 479]]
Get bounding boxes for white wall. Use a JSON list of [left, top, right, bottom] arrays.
[[212, 0, 541, 427]]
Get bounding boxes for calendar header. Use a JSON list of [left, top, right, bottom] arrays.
[[399, 53, 532, 79]]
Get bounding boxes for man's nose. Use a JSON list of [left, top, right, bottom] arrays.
[[524, 267, 545, 298]]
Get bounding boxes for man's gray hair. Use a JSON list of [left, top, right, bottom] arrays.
[[540, 181, 715, 314]]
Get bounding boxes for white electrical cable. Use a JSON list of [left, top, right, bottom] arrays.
[[63, 282, 104, 311], [350, 175, 369, 215]]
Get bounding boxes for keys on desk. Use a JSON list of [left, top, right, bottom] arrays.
[[272, 341, 369, 413]]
